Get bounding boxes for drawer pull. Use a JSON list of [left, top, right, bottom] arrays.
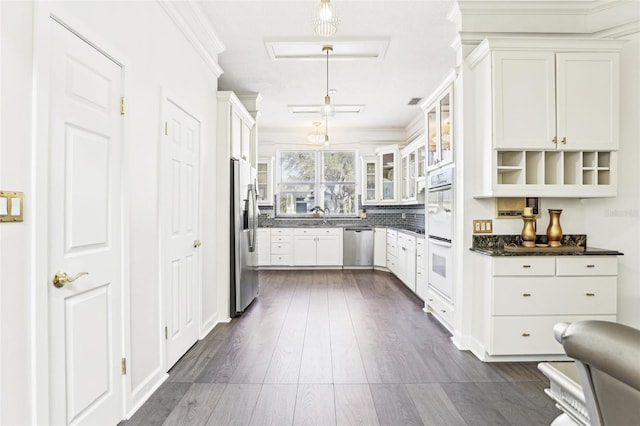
[[586, 292, 595, 297], [586, 264, 595, 268], [441, 310, 446, 313], [522, 333, 531, 337], [428, 298, 433, 302], [522, 265, 532, 268], [522, 293, 531, 297]]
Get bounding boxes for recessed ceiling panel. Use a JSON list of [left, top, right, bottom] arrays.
[[288, 105, 366, 114], [266, 40, 389, 61]]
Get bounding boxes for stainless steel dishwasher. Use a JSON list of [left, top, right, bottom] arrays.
[[343, 227, 374, 267]]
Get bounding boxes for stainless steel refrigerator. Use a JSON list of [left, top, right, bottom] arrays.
[[230, 158, 259, 317]]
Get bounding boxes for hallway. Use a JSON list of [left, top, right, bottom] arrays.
[[124, 270, 559, 425]]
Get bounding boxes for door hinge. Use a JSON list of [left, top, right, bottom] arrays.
[[165, 326, 168, 340], [120, 97, 125, 115], [121, 358, 127, 375], [164, 121, 168, 136]]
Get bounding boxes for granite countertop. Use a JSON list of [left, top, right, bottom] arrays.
[[470, 246, 623, 256], [470, 234, 623, 256]]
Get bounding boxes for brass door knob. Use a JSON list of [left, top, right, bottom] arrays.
[[53, 271, 89, 288], [193, 240, 202, 248]]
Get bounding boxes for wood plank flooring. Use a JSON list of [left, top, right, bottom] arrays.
[[123, 270, 559, 426]]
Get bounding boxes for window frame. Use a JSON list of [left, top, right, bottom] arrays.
[[275, 149, 360, 217]]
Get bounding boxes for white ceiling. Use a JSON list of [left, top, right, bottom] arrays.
[[198, 0, 458, 132]]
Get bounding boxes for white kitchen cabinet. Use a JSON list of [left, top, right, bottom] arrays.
[[493, 51, 619, 151], [400, 136, 425, 203], [257, 157, 274, 206], [361, 156, 378, 204], [218, 92, 256, 163], [468, 39, 623, 198], [257, 228, 271, 266], [386, 229, 398, 274], [373, 227, 387, 268], [423, 90, 453, 172], [293, 228, 342, 266], [471, 254, 618, 361], [270, 228, 293, 266], [415, 237, 426, 300], [397, 231, 416, 292]]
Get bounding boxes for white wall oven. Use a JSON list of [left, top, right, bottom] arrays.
[[427, 167, 453, 302]]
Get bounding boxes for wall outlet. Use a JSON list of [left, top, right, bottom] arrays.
[[473, 219, 493, 234]]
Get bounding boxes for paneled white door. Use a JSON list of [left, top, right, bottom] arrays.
[[48, 20, 124, 425], [163, 99, 201, 369]]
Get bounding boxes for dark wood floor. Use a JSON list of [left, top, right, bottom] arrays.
[[123, 270, 559, 426]]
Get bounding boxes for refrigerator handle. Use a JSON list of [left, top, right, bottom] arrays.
[[248, 184, 257, 252]]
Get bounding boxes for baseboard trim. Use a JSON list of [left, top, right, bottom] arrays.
[[200, 312, 219, 339], [126, 372, 169, 420]]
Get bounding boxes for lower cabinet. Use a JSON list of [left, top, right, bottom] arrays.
[[397, 232, 416, 292], [270, 228, 293, 266], [386, 229, 398, 274], [373, 227, 387, 267], [257, 228, 271, 266], [415, 237, 426, 300], [293, 228, 343, 266], [472, 255, 618, 360]]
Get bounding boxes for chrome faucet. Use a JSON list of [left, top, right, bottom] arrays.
[[323, 207, 330, 224]]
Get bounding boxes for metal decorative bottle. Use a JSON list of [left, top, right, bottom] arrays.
[[546, 209, 563, 247], [521, 215, 537, 247]]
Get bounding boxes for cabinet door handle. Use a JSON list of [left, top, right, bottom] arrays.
[[586, 264, 595, 268], [586, 292, 595, 297], [522, 265, 531, 268], [522, 293, 531, 297], [552, 136, 557, 145], [522, 333, 531, 337], [561, 137, 567, 144]]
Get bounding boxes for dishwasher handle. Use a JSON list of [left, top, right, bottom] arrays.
[[345, 227, 372, 232]]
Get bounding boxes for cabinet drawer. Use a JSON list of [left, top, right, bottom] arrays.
[[386, 242, 397, 257], [271, 243, 290, 255], [416, 250, 425, 267], [490, 315, 617, 355], [398, 232, 416, 248], [315, 228, 342, 236], [270, 254, 291, 265], [386, 229, 397, 241], [426, 289, 454, 326], [493, 277, 617, 316], [271, 228, 292, 236], [493, 257, 555, 276], [556, 256, 617, 276], [271, 235, 291, 244], [416, 238, 425, 251]]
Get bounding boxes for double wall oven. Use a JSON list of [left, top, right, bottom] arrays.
[[427, 167, 453, 302]]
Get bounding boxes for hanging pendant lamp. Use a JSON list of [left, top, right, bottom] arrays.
[[313, 0, 339, 37], [324, 115, 330, 147], [321, 46, 335, 118]]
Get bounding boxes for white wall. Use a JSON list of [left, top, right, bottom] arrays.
[[1, 1, 222, 423], [0, 2, 35, 423]]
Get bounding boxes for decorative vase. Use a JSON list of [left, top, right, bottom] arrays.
[[521, 215, 537, 247], [546, 209, 563, 247]]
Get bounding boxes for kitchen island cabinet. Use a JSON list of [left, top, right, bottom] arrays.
[[469, 251, 619, 361]]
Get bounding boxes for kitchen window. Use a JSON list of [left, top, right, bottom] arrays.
[[277, 150, 357, 216]]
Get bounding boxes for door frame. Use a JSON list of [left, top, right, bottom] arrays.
[[32, 5, 131, 423], [158, 89, 204, 371]]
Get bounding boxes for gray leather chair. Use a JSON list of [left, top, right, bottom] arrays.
[[554, 321, 640, 426]]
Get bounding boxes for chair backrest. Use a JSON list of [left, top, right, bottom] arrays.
[[554, 321, 640, 426]]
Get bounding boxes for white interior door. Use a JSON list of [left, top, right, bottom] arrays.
[[48, 20, 124, 425], [163, 99, 201, 369]]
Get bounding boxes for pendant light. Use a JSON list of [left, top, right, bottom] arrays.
[[307, 122, 324, 144], [321, 45, 335, 118], [324, 115, 330, 147], [313, 0, 339, 37]]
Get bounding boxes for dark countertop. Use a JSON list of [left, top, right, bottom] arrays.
[[470, 246, 623, 256]]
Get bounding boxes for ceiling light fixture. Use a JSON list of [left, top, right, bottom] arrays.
[[313, 0, 339, 37], [321, 45, 335, 118], [324, 115, 330, 148], [307, 122, 324, 144]]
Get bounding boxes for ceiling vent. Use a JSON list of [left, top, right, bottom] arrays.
[[407, 97, 422, 106]]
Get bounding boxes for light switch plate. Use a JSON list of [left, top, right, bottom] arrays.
[[0, 191, 23, 222], [473, 219, 493, 234]]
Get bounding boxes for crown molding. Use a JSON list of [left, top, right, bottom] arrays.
[[158, 0, 225, 78]]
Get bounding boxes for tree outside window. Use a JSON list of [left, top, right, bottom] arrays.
[[277, 151, 357, 216]]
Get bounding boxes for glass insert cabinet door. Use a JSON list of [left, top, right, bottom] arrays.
[[257, 162, 268, 202], [440, 93, 452, 165], [427, 106, 438, 168], [381, 152, 395, 201], [363, 158, 377, 202]]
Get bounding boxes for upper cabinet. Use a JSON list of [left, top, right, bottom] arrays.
[[218, 92, 257, 165], [361, 145, 400, 205], [422, 84, 454, 172], [401, 135, 426, 204], [493, 51, 619, 151], [468, 39, 624, 198], [257, 156, 274, 206]]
